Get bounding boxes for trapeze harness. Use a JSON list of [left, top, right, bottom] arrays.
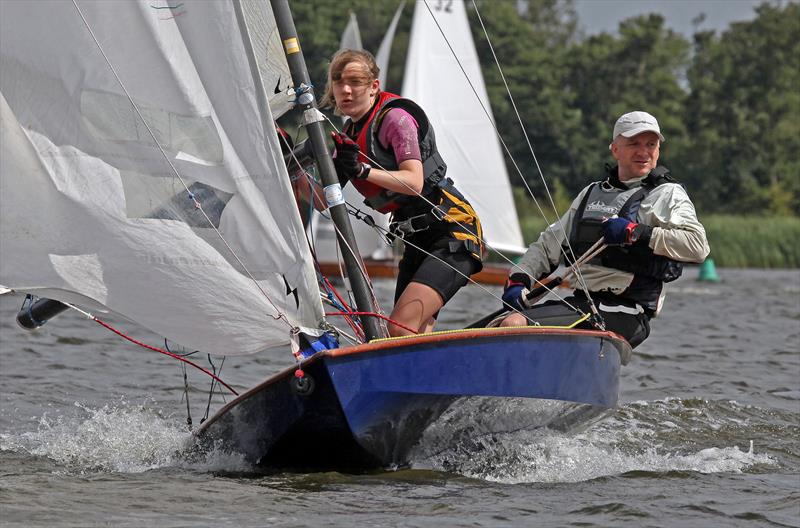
[[343, 91, 484, 264], [566, 166, 683, 315]]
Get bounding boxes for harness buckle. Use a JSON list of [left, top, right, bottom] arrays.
[[429, 204, 448, 222], [390, 213, 431, 237]]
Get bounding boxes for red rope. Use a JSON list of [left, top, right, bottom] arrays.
[[92, 318, 239, 396], [323, 275, 352, 311], [325, 311, 419, 335], [322, 276, 366, 341]]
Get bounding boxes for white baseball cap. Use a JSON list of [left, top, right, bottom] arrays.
[[612, 111, 665, 142]]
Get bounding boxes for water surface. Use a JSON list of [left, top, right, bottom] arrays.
[[1, 268, 798, 527]]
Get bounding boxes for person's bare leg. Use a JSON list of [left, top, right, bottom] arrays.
[[499, 312, 527, 327], [388, 282, 444, 336]]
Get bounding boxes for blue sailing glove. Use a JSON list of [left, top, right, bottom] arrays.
[[331, 132, 370, 184], [602, 217, 653, 246], [502, 275, 531, 311]]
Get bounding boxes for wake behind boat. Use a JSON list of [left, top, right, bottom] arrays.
[[0, 0, 631, 472]]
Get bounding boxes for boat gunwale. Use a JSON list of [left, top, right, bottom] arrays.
[[326, 326, 631, 361]]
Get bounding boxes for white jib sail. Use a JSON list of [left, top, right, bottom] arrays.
[[402, 0, 525, 255], [0, 0, 324, 355]]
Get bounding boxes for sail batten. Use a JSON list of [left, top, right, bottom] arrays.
[[0, 0, 323, 355]]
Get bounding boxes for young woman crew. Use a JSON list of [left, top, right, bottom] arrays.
[[321, 49, 483, 337]]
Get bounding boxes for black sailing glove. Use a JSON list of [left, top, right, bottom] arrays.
[[331, 132, 370, 185]]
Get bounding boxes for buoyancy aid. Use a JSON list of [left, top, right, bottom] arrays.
[[344, 91, 484, 262], [566, 165, 683, 314]]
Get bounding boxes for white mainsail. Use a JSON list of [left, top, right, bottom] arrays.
[[402, 0, 525, 255], [0, 0, 324, 355]]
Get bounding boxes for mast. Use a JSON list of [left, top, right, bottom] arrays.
[[269, 0, 386, 341]]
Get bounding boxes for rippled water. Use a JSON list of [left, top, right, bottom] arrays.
[[1, 268, 798, 527]]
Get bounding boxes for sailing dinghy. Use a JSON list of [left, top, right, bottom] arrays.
[[0, 0, 630, 471]]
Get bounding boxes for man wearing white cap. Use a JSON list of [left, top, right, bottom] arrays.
[[498, 111, 709, 348]]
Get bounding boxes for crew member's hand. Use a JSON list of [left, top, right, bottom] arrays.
[[332, 132, 370, 183], [602, 217, 651, 246], [502, 277, 531, 311]]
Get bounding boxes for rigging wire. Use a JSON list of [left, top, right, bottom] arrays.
[[420, 0, 555, 227], [467, 0, 599, 316], [320, 276, 367, 341], [319, 294, 362, 344], [181, 362, 193, 430], [326, 312, 419, 335], [464, 0, 560, 223], [201, 355, 226, 423], [424, 0, 594, 300], [355, 210, 586, 319], [166, 340, 229, 426]]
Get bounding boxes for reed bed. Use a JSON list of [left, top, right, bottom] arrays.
[[701, 215, 800, 268]]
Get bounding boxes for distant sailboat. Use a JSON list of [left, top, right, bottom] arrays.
[[402, 0, 525, 256], [340, 11, 363, 51]]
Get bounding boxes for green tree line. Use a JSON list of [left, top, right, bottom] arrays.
[[288, 0, 799, 216]]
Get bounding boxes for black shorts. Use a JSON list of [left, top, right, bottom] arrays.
[[394, 239, 480, 310]]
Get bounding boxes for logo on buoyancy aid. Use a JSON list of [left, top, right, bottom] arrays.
[[585, 200, 619, 215]]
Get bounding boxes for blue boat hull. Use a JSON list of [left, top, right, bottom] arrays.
[[196, 327, 630, 471]]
